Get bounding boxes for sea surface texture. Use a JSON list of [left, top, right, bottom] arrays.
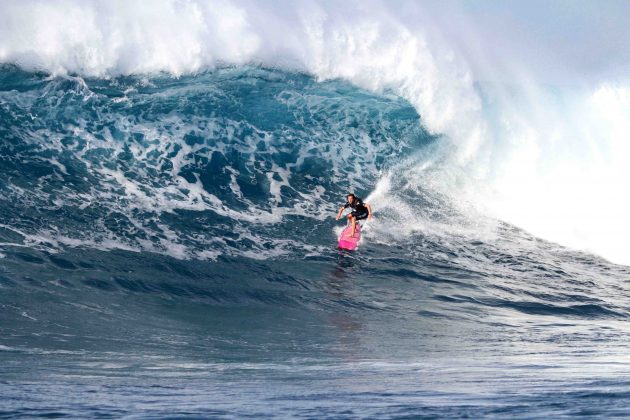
[[1, 1, 630, 418]]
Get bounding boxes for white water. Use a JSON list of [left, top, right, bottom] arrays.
[[1, 0, 628, 264]]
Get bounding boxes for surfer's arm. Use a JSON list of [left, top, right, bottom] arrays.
[[366, 203, 373, 219], [335, 206, 345, 220]]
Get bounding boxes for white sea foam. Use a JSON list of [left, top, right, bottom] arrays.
[[1, 0, 628, 264]]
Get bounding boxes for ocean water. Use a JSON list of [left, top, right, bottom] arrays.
[[1, 1, 630, 418]]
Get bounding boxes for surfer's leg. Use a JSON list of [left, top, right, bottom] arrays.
[[349, 215, 357, 237]]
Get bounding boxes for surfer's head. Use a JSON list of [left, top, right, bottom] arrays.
[[346, 193, 355, 203]]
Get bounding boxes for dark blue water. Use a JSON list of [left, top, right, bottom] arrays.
[[1, 65, 629, 418]]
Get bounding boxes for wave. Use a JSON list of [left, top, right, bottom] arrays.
[[2, 5, 630, 416], [0, 66, 426, 258], [1, 0, 629, 266]]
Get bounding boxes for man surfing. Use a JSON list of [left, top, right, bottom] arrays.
[[336, 193, 373, 237]]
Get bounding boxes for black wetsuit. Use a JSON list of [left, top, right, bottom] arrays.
[[344, 197, 369, 221]]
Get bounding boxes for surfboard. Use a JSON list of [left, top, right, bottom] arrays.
[[338, 223, 361, 251]]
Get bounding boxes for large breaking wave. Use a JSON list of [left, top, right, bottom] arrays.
[[1, 0, 629, 265], [2, 4, 630, 417], [0, 66, 427, 259]]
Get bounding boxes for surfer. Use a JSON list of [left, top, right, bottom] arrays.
[[336, 193, 372, 237]]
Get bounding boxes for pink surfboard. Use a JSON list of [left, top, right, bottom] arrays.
[[338, 224, 361, 251]]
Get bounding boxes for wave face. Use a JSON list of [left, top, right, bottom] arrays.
[[1, 1, 630, 418], [0, 66, 425, 259]]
